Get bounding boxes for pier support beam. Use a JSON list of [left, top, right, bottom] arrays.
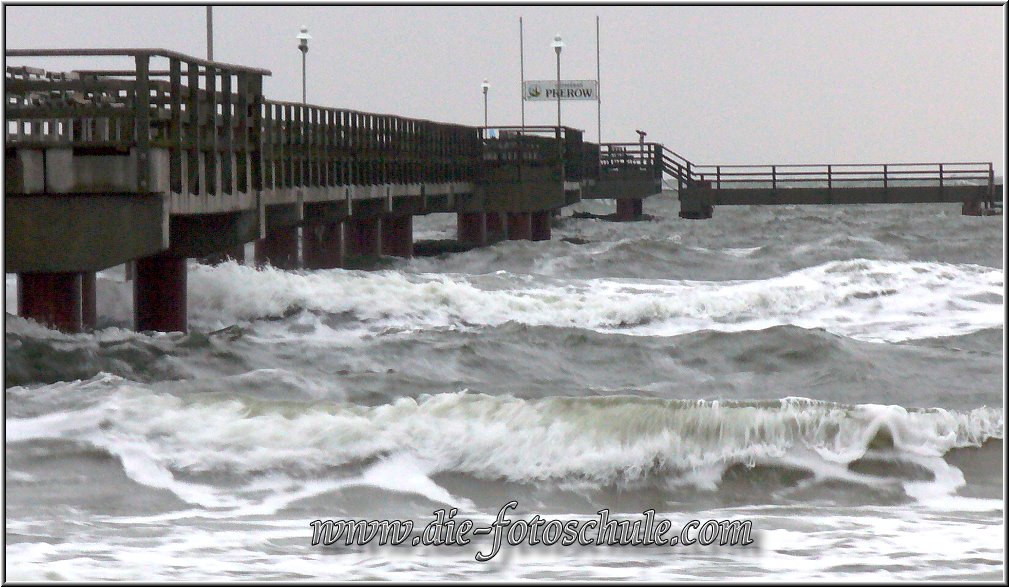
[[134, 253, 187, 333], [381, 215, 413, 258], [679, 200, 713, 220], [303, 222, 344, 269], [506, 212, 532, 241], [81, 271, 96, 330], [345, 216, 382, 258], [255, 227, 299, 269], [616, 198, 644, 221], [457, 212, 487, 247], [962, 199, 984, 216], [531, 210, 552, 241], [486, 212, 507, 242], [17, 272, 82, 332]]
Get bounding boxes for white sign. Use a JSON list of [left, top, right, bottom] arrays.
[[523, 80, 598, 101]]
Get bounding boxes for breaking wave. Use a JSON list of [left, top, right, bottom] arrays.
[[6, 378, 1002, 512]]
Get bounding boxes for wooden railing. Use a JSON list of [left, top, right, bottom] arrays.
[[480, 126, 583, 182], [596, 142, 663, 180], [691, 162, 995, 194], [654, 143, 996, 200], [5, 49, 483, 196], [6, 49, 269, 195], [260, 100, 481, 190], [658, 146, 698, 189]]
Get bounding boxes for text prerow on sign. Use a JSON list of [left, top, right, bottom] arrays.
[[523, 80, 599, 101]]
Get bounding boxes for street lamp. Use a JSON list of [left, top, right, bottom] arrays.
[[297, 25, 312, 104], [551, 34, 564, 131], [481, 79, 490, 128]]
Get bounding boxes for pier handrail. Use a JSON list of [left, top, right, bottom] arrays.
[[6, 49, 271, 194], [690, 161, 994, 197], [480, 126, 582, 182], [5, 48, 271, 75], [258, 99, 481, 190], [595, 142, 663, 181]]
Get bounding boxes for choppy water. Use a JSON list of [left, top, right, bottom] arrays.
[[4, 193, 1005, 580]]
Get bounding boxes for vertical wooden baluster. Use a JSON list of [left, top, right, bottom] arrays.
[[220, 72, 233, 195], [168, 58, 183, 193], [135, 53, 151, 192], [186, 61, 201, 194], [235, 73, 249, 193], [205, 63, 218, 195]]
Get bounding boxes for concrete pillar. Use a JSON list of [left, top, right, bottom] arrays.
[[486, 212, 507, 241], [381, 215, 414, 258], [134, 253, 187, 333], [457, 212, 487, 246], [962, 199, 983, 216], [303, 222, 344, 269], [506, 212, 532, 241], [255, 226, 299, 269], [616, 198, 644, 221], [531, 210, 552, 241], [81, 271, 96, 330], [17, 272, 82, 332], [345, 216, 382, 258]]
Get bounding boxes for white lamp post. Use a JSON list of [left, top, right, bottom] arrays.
[[481, 79, 490, 128], [551, 34, 564, 131], [297, 25, 312, 104]]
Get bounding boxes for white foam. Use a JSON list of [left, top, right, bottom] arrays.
[[179, 259, 1003, 343], [6, 259, 1002, 344], [6, 386, 1002, 509]]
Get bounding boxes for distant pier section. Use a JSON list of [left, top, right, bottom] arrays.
[[4, 48, 1000, 333]]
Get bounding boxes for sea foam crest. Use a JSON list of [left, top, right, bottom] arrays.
[[7, 386, 1002, 485], [178, 258, 1003, 342]]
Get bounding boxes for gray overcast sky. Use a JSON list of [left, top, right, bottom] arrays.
[[4, 4, 1006, 171]]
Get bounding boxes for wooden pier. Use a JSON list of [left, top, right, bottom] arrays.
[[4, 48, 999, 333]]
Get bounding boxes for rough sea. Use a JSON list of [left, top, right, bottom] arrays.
[[4, 192, 1005, 580]]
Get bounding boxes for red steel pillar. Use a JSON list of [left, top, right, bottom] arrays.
[[616, 198, 643, 221], [17, 272, 82, 332], [81, 271, 96, 330], [486, 212, 507, 241], [381, 215, 413, 258], [506, 212, 532, 241], [255, 226, 299, 269], [134, 253, 187, 333], [457, 212, 487, 247], [962, 199, 983, 216], [531, 210, 552, 241], [344, 216, 382, 258], [303, 222, 344, 269]]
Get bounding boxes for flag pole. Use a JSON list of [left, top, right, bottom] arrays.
[[520, 17, 526, 132], [596, 15, 601, 144]]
